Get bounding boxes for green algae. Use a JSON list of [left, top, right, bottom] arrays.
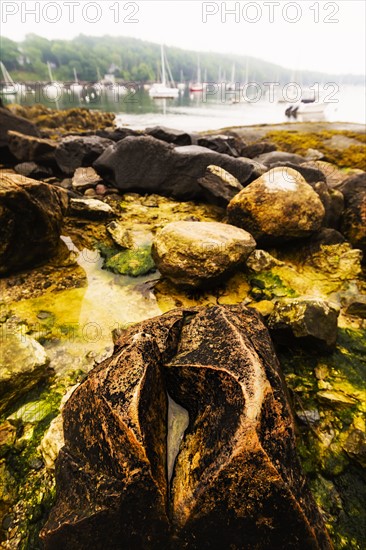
[[105, 245, 156, 277], [278, 327, 366, 549]]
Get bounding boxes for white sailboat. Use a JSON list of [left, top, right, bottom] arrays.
[[43, 62, 64, 100], [70, 68, 83, 95], [190, 55, 203, 92], [149, 45, 179, 99], [0, 62, 18, 95]]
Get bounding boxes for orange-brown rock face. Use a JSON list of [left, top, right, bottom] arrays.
[[40, 306, 332, 549]]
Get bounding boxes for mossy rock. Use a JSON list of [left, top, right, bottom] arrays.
[[105, 245, 156, 277]]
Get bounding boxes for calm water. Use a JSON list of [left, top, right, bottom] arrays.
[[3, 84, 365, 132]]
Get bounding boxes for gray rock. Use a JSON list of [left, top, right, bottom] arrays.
[[239, 142, 277, 159], [8, 130, 57, 165], [152, 221, 256, 287], [71, 166, 103, 192], [253, 151, 306, 167], [14, 162, 53, 180], [265, 161, 326, 184], [93, 136, 255, 201], [146, 126, 193, 146], [69, 198, 114, 220], [0, 107, 41, 150], [268, 297, 340, 350], [55, 135, 114, 175], [197, 134, 242, 156], [197, 164, 243, 207]]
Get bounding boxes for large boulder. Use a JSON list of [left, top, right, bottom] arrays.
[[55, 135, 114, 175], [0, 106, 41, 150], [339, 173, 366, 259], [0, 332, 51, 415], [93, 136, 255, 200], [0, 173, 67, 275], [40, 305, 332, 549], [7, 130, 57, 165], [227, 167, 325, 244], [152, 221, 256, 287], [268, 297, 339, 351]]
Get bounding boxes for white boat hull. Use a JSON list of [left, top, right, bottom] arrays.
[[149, 85, 179, 99]]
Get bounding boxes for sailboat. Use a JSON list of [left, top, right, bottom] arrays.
[[189, 56, 203, 92], [44, 62, 64, 100], [70, 68, 83, 95], [177, 69, 186, 91], [149, 45, 179, 99], [0, 62, 18, 95]]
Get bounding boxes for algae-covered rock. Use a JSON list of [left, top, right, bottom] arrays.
[[41, 305, 332, 549], [105, 245, 156, 277], [268, 297, 340, 350], [227, 167, 325, 244], [152, 221, 256, 288], [342, 429, 366, 468], [0, 172, 67, 275], [0, 332, 51, 414]]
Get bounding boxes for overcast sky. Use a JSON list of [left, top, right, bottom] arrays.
[[1, 1, 365, 75]]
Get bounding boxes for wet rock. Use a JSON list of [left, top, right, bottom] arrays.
[[268, 297, 339, 351], [239, 141, 277, 159], [339, 173, 366, 259], [246, 249, 285, 272], [0, 173, 67, 275], [342, 429, 366, 468], [93, 136, 255, 201], [7, 130, 57, 165], [197, 164, 243, 207], [253, 150, 306, 167], [197, 134, 242, 156], [152, 221, 256, 287], [107, 222, 153, 249], [0, 333, 51, 415], [96, 127, 141, 142], [71, 166, 103, 192], [227, 167, 325, 244], [266, 161, 326, 184], [41, 305, 332, 549], [14, 162, 53, 180], [146, 126, 193, 146], [55, 135, 114, 175], [0, 106, 41, 150], [69, 198, 114, 220]]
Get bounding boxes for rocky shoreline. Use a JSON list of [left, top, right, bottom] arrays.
[[0, 104, 365, 549]]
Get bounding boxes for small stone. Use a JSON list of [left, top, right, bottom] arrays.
[[69, 198, 114, 220], [246, 249, 285, 272], [72, 166, 102, 191]]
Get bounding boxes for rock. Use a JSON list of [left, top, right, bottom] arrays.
[[227, 167, 325, 244], [346, 297, 366, 318], [146, 126, 193, 146], [301, 160, 348, 189], [197, 134, 242, 156], [265, 161, 326, 184], [0, 173, 67, 275], [239, 142, 277, 159], [83, 188, 96, 197], [40, 305, 331, 550], [55, 135, 114, 175], [268, 297, 339, 350], [296, 409, 320, 425], [197, 164, 243, 207], [69, 198, 114, 220], [246, 249, 285, 272], [305, 148, 324, 161], [7, 130, 57, 165], [39, 415, 64, 470], [0, 333, 51, 415], [107, 222, 153, 249], [342, 429, 366, 468], [339, 173, 366, 259], [71, 166, 103, 192], [0, 106, 41, 150], [152, 221, 256, 287], [14, 162, 53, 180], [93, 136, 255, 201], [253, 151, 306, 167], [0, 422, 17, 458], [105, 245, 156, 277], [96, 127, 141, 142]]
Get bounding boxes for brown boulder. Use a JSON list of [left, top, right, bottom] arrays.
[[41, 305, 332, 549], [0, 173, 67, 275]]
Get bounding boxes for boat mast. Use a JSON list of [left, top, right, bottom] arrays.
[[161, 44, 166, 86]]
